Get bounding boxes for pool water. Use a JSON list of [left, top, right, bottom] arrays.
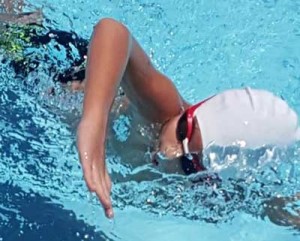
[[1, 0, 300, 240]]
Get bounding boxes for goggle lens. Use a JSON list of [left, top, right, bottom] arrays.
[[176, 111, 188, 141]]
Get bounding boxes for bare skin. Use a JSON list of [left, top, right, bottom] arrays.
[[0, 11, 42, 25], [262, 194, 300, 229], [0, 0, 42, 25], [77, 18, 300, 226], [1, 7, 296, 226], [76, 18, 202, 218], [1, 0, 23, 13], [0, 10, 42, 24]]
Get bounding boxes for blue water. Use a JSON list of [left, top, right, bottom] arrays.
[[1, 0, 300, 240]]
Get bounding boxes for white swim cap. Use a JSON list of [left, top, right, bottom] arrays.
[[194, 87, 300, 148]]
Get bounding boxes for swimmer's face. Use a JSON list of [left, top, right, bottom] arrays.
[[157, 115, 183, 160]]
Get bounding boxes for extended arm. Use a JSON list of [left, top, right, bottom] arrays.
[[77, 18, 185, 218]]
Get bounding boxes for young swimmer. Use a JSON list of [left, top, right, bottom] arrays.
[[76, 18, 300, 219]]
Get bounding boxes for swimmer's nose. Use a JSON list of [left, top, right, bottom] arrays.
[[151, 151, 186, 175], [152, 157, 159, 166], [151, 151, 160, 166], [151, 150, 179, 166]]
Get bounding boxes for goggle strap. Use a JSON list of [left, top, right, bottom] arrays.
[[185, 95, 215, 141], [182, 138, 190, 154]]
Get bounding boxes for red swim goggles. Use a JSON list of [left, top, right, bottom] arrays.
[[176, 96, 214, 175]]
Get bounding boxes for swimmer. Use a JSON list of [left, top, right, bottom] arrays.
[[76, 18, 300, 219]]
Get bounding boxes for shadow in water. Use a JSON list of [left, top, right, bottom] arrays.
[[0, 183, 114, 241]]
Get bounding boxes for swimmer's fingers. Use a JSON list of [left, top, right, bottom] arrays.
[[76, 122, 113, 218], [92, 163, 114, 218], [78, 151, 114, 218], [79, 154, 96, 192]]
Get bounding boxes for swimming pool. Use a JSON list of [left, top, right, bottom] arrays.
[[1, 0, 300, 240]]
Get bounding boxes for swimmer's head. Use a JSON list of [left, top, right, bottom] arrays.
[[157, 108, 203, 159], [155, 103, 206, 174]]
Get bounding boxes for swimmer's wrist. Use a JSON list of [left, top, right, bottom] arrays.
[[80, 108, 109, 125], [77, 120, 107, 144]]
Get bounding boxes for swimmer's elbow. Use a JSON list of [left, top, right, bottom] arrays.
[[94, 18, 130, 39], [92, 18, 132, 53], [92, 18, 133, 61]]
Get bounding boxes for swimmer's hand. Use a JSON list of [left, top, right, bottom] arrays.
[[77, 121, 114, 219]]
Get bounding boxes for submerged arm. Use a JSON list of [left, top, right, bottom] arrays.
[[0, 11, 42, 24], [1, 0, 23, 13], [77, 18, 185, 218]]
